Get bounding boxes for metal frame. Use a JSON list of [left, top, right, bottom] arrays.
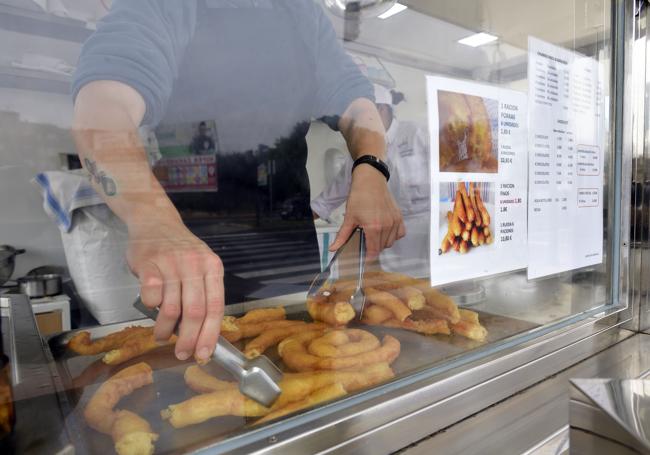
[[12, 1, 632, 453], [190, 1, 637, 453], [632, 0, 650, 334]]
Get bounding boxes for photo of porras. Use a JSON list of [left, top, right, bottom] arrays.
[[438, 91, 498, 173]]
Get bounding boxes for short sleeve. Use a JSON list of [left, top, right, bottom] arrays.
[[312, 6, 374, 129], [71, 0, 197, 126], [310, 159, 354, 220]]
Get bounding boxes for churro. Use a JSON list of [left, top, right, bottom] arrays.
[[361, 304, 394, 324], [364, 287, 411, 322], [102, 333, 177, 365], [68, 326, 152, 355], [278, 329, 400, 372], [83, 362, 153, 435], [161, 389, 269, 428], [378, 318, 450, 335], [111, 410, 158, 455], [387, 286, 425, 310], [306, 295, 355, 326], [255, 383, 347, 425], [236, 307, 285, 325], [244, 322, 327, 358]]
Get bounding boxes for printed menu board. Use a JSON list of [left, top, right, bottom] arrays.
[[427, 76, 528, 286], [527, 37, 605, 279]]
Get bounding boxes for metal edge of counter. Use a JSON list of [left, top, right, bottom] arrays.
[[399, 332, 650, 455], [1, 293, 73, 454], [192, 306, 633, 455]]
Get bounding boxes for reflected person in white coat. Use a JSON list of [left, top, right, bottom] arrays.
[[311, 84, 430, 276]]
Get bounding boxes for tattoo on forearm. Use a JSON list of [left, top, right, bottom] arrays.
[[84, 158, 118, 196]]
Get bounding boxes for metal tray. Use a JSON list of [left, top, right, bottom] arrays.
[[46, 309, 539, 454]]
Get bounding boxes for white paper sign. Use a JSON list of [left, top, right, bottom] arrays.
[[527, 37, 605, 280], [427, 76, 528, 286]]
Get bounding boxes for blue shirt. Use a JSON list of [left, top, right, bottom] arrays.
[[72, 0, 373, 153]]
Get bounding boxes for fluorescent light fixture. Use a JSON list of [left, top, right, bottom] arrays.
[[378, 2, 407, 19], [458, 32, 498, 47]]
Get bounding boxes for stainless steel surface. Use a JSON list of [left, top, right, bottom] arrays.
[[440, 282, 486, 306], [632, 0, 650, 335], [401, 332, 650, 455], [40, 273, 62, 296], [307, 229, 353, 297], [570, 377, 650, 454], [0, 294, 72, 454], [132, 297, 283, 407], [308, 227, 367, 320], [350, 228, 366, 319], [613, 0, 636, 331], [523, 426, 569, 455], [214, 336, 283, 407], [17, 273, 61, 298], [0, 246, 24, 286], [17, 276, 44, 298]]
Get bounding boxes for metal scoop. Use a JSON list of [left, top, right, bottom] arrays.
[[307, 227, 367, 319], [133, 298, 282, 407]]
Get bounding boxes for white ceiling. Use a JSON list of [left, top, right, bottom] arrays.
[[402, 0, 609, 51], [325, 0, 610, 80]]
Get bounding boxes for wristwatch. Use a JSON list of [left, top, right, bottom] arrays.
[[351, 155, 390, 181]]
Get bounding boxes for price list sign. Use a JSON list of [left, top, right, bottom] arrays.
[[527, 37, 605, 279], [426, 76, 528, 286]]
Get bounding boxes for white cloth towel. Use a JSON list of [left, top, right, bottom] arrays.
[[32, 170, 103, 233]]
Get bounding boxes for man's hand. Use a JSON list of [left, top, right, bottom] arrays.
[[73, 81, 226, 362], [334, 97, 406, 258], [127, 217, 224, 362], [329, 165, 405, 259]]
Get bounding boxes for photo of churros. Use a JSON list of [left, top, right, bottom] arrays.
[[439, 181, 494, 255], [438, 90, 498, 173]]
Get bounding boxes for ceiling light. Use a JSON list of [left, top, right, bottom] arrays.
[[323, 0, 397, 19], [458, 32, 498, 48], [378, 2, 407, 19]]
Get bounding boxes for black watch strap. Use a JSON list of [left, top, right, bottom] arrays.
[[351, 155, 390, 181]]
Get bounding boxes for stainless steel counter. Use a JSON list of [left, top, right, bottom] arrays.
[[400, 332, 650, 455], [570, 377, 650, 454], [0, 294, 72, 454]]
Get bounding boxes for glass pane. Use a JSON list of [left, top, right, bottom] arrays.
[[0, 0, 618, 452]]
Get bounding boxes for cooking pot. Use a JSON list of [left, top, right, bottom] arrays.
[[17, 274, 62, 298], [0, 246, 25, 286]]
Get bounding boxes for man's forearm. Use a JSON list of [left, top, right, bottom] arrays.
[[72, 82, 181, 231], [329, 98, 405, 255], [338, 97, 387, 161]]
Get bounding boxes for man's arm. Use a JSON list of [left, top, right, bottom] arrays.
[[330, 98, 406, 259], [73, 81, 223, 362], [308, 2, 405, 258]]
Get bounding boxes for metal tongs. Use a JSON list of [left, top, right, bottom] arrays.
[[133, 298, 282, 407], [307, 227, 367, 319]]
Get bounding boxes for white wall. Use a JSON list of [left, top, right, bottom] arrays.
[[0, 88, 74, 278]]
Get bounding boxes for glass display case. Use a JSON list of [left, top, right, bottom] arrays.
[[0, 0, 640, 454]]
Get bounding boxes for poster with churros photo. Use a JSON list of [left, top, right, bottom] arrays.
[[427, 75, 528, 286], [438, 91, 499, 174], [438, 182, 494, 256]]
